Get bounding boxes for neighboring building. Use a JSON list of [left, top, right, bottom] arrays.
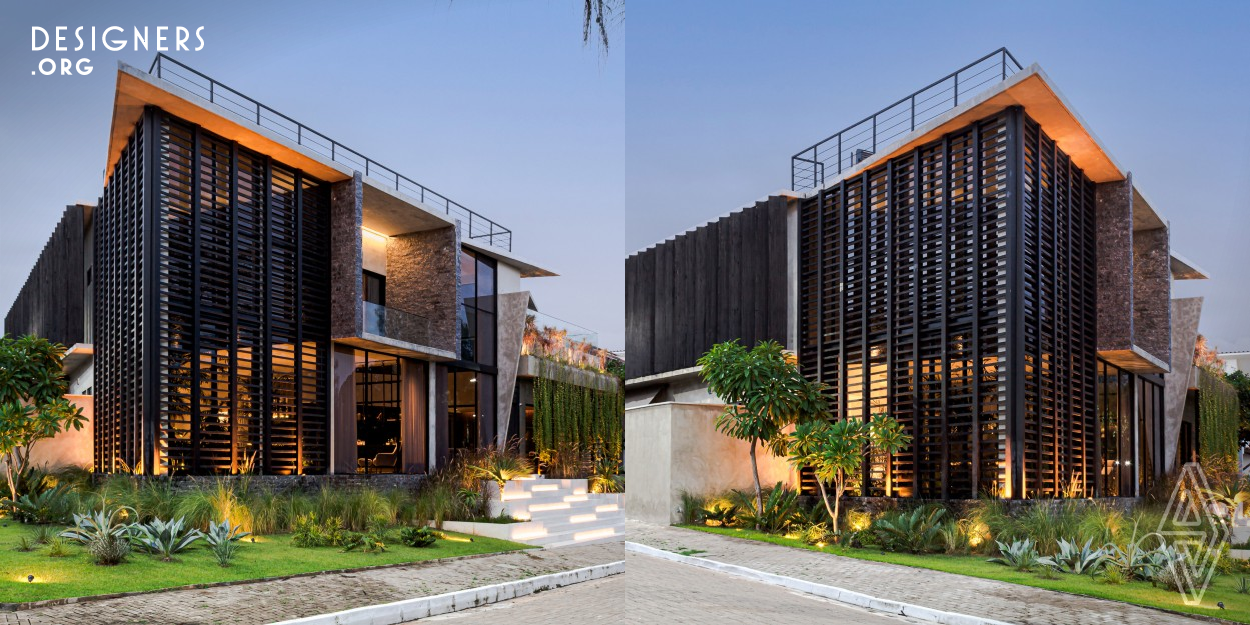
[[1221, 351, 1250, 375], [625, 50, 1210, 513], [5, 55, 614, 476]]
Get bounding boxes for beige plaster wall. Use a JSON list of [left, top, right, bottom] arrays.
[[27, 395, 93, 470], [625, 402, 793, 525]]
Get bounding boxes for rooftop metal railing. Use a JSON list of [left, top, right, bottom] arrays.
[[147, 54, 513, 251], [790, 48, 1023, 192]]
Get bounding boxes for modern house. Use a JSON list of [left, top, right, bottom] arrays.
[[625, 50, 1212, 518], [4, 55, 619, 477]]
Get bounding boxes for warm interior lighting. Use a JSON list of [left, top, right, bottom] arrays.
[[361, 227, 390, 243]]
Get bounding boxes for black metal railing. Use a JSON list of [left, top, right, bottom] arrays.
[[147, 54, 513, 251], [790, 47, 1023, 192]]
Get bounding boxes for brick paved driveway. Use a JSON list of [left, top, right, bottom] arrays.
[[1, 544, 617, 625], [420, 550, 919, 624], [625, 522, 1213, 625]]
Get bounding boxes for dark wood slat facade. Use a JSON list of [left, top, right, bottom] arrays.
[[625, 196, 789, 380], [95, 106, 331, 475], [4, 205, 88, 347], [797, 108, 1099, 499]]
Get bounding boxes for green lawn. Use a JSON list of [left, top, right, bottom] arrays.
[[682, 525, 1250, 623], [0, 522, 529, 604]]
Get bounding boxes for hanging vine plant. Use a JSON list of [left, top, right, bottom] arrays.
[[1198, 367, 1239, 465], [530, 357, 624, 476]]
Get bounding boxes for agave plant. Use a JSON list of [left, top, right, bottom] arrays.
[[1103, 528, 1169, 581], [468, 450, 533, 490], [874, 506, 947, 554], [204, 519, 251, 547], [133, 517, 203, 561], [61, 506, 136, 545], [988, 538, 1041, 571], [1039, 538, 1108, 575]]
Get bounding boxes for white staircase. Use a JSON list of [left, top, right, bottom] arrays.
[[495, 476, 624, 548]]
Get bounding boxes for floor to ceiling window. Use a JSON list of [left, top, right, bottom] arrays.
[[1097, 360, 1135, 496], [445, 248, 498, 456], [355, 350, 400, 473]]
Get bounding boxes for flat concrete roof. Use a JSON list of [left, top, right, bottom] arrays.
[[462, 240, 557, 278], [1170, 250, 1210, 280]]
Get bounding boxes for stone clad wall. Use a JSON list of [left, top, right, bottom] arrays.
[[1095, 176, 1134, 351], [387, 225, 459, 354], [330, 173, 364, 339]]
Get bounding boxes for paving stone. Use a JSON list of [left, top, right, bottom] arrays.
[[8, 545, 616, 625], [625, 522, 1213, 625]]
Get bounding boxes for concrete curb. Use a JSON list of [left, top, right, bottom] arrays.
[[267, 560, 625, 625], [625, 542, 1013, 625]]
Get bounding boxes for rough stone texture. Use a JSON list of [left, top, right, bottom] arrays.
[[76, 473, 427, 495], [8, 544, 618, 625], [494, 291, 530, 444], [1095, 177, 1134, 352], [330, 173, 364, 339], [1164, 297, 1203, 473], [627, 523, 1213, 625], [624, 403, 792, 525], [1133, 226, 1172, 365], [386, 225, 458, 354]]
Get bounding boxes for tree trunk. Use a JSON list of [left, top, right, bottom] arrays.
[[831, 474, 844, 534], [815, 477, 836, 527], [749, 437, 763, 530]]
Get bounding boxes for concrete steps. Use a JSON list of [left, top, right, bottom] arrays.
[[497, 476, 624, 549]]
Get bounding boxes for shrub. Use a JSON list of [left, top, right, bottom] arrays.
[[133, 517, 203, 561], [1098, 566, 1127, 585], [468, 447, 534, 490], [13, 535, 37, 552], [46, 537, 70, 557], [204, 519, 251, 547], [88, 535, 130, 565], [988, 538, 1041, 571], [5, 484, 78, 524], [698, 502, 738, 527], [1015, 503, 1080, 556], [291, 513, 346, 548], [177, 481, 252, 532], [799, 523, 835, 546], [29, 524, 59, 545], [732, 483, 800, 534], [399, 526, 438, 548], [1039, 538, 1107, 575], [211, 538, 240, 567], [1155, 555, 1202, 592], [413, 482, 468, 529], [873, 506, 946, 554], [678, 492, 706, 526], [1077, 504, 1125, 546], [61, 506, 135, 545]]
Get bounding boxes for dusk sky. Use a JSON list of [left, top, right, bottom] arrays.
[[0, 0, 625, 350], [626, 1, 1250, 353]]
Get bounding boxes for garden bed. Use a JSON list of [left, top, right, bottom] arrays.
[[0, 522, 528, 605], [684, 524, 1250, 624]]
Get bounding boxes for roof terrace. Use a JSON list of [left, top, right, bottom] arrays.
[[144, 54, 513, 251]]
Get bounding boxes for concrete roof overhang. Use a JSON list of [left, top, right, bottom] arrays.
[[1170, 250, 1209, 281], [803, 64, 1175, 230], [462, 239, 557, 278], [62, 343, 94, 378], [105, 63, 559, 274]]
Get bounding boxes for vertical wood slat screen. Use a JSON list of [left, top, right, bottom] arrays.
[[95, 118, 147, 473], [798, 109, 1097, 499], [96, 107, 331, 476]]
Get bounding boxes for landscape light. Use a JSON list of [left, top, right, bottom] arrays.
[[27, 574, 34, 583]]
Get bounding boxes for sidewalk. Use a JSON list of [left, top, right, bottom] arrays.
[[1, 544, 619, 625], [626, 522, 1213, 625]]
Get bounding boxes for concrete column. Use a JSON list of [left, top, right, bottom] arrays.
[[1094, 176, 1134, 352], [1163, 298, 1203, 473]]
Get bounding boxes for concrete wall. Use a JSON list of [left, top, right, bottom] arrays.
[[1163, 297, 1203, 473], [625, 402, 794, 525], [27, 395, 93, 470], [386, 225, 459, 354], [494, 291, 529, 445], [330, 173, 364, 339], [362, 229, 387, 275]]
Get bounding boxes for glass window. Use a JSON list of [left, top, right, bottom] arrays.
[[477, 311, 496, 367], [459, 251, 477, 304], [448, 370, 478, 453], [461, 308, 477, 362], [457, 249, 497, 365], [476, 258, 495, 312], [354, 350, 400, 473], [362, 271, 385, 306]]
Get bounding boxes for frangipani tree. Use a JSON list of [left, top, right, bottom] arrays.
[[787, 413, 911, 534], [0, 335, 85, 504], [698, 340, 828, 528]]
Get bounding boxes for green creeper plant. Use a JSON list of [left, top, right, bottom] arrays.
[[698, 340, 828, 528], [0, 335, 86, 505], [786, 413, 911, 533]]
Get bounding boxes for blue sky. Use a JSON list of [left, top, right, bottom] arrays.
[[0, 0, 625, 349], [626, 0, 1250, 351]]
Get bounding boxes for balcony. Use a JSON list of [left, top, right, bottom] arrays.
[[339, 301, 455, 361]]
